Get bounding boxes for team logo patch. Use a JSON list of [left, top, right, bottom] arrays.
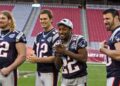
[[78, 40, 87, 48], [9, 34, 15, 38], [41, 39, 44, 42], [71, 42, 76, 49], [47, 37, 52, 42]]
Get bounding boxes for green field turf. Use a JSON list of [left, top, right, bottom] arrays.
[[18, 62, 106, 86]]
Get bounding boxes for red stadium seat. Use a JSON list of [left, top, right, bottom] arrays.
[[86, 9, 110, 42], [32, 6, 82, 36], [0, 5, 14, 11]]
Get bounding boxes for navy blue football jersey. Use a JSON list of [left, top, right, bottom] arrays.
[[0, 30, 26, 66], [106, 27, 120, 78], [61, 34, 87, 79], [33, 28, 61, 72]]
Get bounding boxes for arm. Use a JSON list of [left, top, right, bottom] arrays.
[[54, 53, 63, 70], [64, 48, 88, 62], [100, 41, 120, 61], [27, 31, 61, 63], [55, 44, 88, 62], [1, 43, 26, 76], [27, 55, 55, 63]]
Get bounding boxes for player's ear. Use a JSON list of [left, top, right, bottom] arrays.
[[115, 16, 119, 20], [8, 19, 11, 23], [50, 18, 53, 23]]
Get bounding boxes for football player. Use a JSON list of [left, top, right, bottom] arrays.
[[0, 10, 26, 86], [100, 8, 120, 86], [27, 9, 60, 86], [54, 19, 88, 86]]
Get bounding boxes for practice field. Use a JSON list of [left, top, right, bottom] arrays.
[[18, 62, 106, 86]]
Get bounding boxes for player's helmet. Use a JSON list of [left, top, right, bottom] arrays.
[[57, 18, 73, 29]]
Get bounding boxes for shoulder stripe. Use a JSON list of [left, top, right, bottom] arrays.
[[110, 27, 120, 41], [16, 32, 24, 42], [52, 33, 59, 43]]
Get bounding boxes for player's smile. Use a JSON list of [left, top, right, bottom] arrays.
[[41, 22, 47, 27], [105, 23, 110, 28], [59, 33, 65, 40]]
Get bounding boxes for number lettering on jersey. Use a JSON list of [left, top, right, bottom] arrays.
[[106, 57, 112, 66], [0, 42, 9, 57], [36, 43, 48, 57], [62, 57, 80, 74], [105, 46, 112, 66]]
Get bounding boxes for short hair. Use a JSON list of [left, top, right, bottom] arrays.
[[103, 8, 119, 17], [39, 9, 53, 19], [0, 10, 16, 31]]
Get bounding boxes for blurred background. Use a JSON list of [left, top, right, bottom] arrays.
[[0, 0, 120, 86]]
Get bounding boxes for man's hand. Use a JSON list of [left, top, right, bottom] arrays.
[[55, 44, 66, 54], [0, 67, 11, 77], [100, 40, 108, 48], [99, 40, 109, 53], [27, 54, 38, 63]]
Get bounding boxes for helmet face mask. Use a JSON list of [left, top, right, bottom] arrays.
[[57, 19, 73, 29]]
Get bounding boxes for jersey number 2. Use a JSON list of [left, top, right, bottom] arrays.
[[62, 57, 80, 74], [0, 42, 9, 57]]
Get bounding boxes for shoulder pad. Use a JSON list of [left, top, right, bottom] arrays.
[[72, 34, 83, 41]]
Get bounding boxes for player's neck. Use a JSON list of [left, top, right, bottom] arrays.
[[44, 25, 54, 32], [112, 23, 120, 32]]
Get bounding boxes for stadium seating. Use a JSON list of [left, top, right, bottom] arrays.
[[0, 4, 14, 11], [31, 6, 82, 36], [86, 8, 111, 63], [86, 8, 110, 42]]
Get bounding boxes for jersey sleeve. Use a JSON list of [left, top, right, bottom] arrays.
[[52, 31, 61, 56], [52, 32, 61, 48], [113, 32, 120, 43], [77, 36, 87, 49], [16, 32, 27, 43]]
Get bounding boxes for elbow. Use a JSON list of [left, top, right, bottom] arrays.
[[82, 54, 88, 62], [81, 57, 87, 62], [78, 55, 88, 62]]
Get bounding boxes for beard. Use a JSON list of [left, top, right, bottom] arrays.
[[106, 21, 114, 31], [0, 24, 8, 29]]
